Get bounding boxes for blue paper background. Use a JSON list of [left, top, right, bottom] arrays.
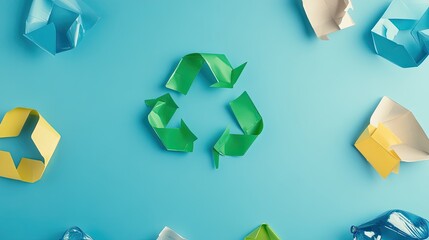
[[1, 0, 429, 239]]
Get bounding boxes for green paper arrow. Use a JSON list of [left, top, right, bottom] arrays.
[[165, 53, 247, 95], [213, 91, 264, 168], [245, 224, 280, 240], [146, 93, 197, 152]]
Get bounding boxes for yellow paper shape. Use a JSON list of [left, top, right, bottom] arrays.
[[0, 108, 60, 183], [355, 123, 401, 178]]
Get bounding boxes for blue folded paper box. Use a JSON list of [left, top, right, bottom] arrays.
[[372, 0, 429, 68]]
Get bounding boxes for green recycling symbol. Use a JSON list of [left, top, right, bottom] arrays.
[[146, 53, 264, 169]]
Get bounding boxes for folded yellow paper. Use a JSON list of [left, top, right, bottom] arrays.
[[0, 108, 60, 183], [355, 97, 429, 178], [355, 124, 401, 178]]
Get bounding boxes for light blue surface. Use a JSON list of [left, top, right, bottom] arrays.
[[2, 0, 429, 239]]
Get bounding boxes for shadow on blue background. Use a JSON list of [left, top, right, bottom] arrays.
[[287, 0, 316, 39]]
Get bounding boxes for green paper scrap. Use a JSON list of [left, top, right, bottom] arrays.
[[165, 53, 247, 95], [213, 91, 264, 169], [245, 224, 280, 240], [145, 93, 197, 152]]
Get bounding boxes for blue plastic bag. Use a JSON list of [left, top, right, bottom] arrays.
[[351, 210, 429, 240], [60, 226, 93, 240]]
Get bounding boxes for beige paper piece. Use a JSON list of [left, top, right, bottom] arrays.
[[302, 0, 355, 40], [355, 97, 429, 178], [157, 227, 185, 240], [370, 97, 429, 162]]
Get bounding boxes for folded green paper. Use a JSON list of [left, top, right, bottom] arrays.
[[213, 91, 264, 169], [165, 53, 247, 95], [146, 53, 263, 169], [145, 94, 197, 152]]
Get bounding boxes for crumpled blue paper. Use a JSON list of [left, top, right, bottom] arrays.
[[60, 226, 93, 240], [351, 209, 429, 240], [24, 0, 99, 55], [372, 0, 429, 68]]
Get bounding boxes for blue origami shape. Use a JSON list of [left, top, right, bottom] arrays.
[[24, 0, 99, 55], [372, 0, 429, 68], [60, 226, 93, 240], [351, 209, 429, 240]]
